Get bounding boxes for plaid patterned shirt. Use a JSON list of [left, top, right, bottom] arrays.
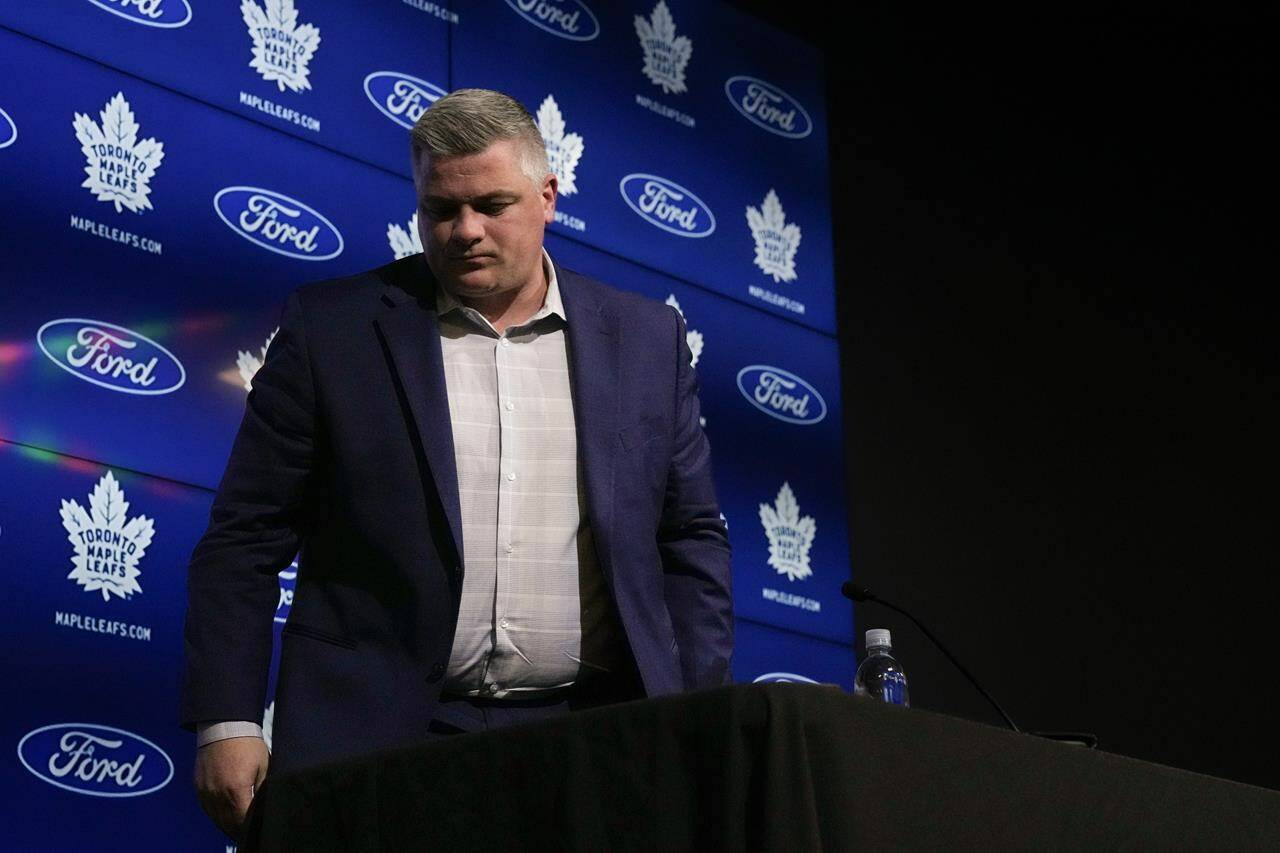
[[437, 251, 624, 698]]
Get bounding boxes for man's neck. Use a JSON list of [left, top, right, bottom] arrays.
[[460, 268, 547, 335]]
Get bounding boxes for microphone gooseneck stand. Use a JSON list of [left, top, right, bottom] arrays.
[[843, 581, 1098, 747]]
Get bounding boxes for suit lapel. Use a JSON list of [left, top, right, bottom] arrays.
[[558, 265, 621, 585], [373, 261, 464, 565]]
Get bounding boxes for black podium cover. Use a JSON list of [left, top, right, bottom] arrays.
[[242, 683, 1280, 851]]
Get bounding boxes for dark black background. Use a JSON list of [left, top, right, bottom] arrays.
[[728, 7, 1278, 789]]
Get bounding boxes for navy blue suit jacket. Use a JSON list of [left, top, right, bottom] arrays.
[[181, 254, 733, 773]]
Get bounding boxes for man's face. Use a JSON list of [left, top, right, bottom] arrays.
[[413, 138, 556, 303]]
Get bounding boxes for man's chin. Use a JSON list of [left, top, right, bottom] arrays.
[[441, 271, 508, 303], [451, 272, 499, 294]]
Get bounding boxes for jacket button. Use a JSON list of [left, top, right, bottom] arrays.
[[426, 662, 444, 683]]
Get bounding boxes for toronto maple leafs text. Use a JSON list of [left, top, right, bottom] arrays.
[[402, 0, 458, 22], [238, 91, 320, 132], [749, 284, 806, 315], [633, 94, 695, 128], [762, 588, 822, 612], [54, 611, 152, 642], [69, 215, 162, 255]]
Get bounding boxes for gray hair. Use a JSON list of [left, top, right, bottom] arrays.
[[410, 88, 550, 187]]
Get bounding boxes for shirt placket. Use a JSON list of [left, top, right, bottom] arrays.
[[489, 330, 517, 696]]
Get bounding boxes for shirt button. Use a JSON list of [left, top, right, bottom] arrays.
[[486, 683, 498, 694], [500, 338, 511, 347], [505, 401, 515, 411], [507, 472, 516, 481], [500, 618, 509, 628], [505, 543, 514, 553]]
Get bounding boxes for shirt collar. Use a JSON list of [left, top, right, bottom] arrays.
[[435, 248, 565, 328]]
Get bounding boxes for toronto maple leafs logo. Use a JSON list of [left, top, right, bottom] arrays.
[[635, 1, 692, 95], [72, 92, 165, 214], [387, 211, 423, 260], [759, 482, 816, 582], [535, 95, 584, 196], [665, 294, 703, 368], [242, 0, 321, 93], [236, 327, 278, 391], [60, 471, 154, 601], [746, 189, 801, 284]]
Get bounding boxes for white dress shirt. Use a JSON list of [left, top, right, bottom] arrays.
[[438, 250, 623, 697]]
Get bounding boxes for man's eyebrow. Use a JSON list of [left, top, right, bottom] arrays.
[[423, 191, 520, 204]]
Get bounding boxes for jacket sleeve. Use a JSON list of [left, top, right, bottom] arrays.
[[180, 291, 317, 729], [658, 306, 734, 689]]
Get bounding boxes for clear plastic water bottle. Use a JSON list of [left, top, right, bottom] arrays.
[[854, 628, 910, 706]]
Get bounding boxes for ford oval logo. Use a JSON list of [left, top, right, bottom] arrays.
[[724, 76, 813, 140], [214, 186, 344, 261], [753, 672, 820, 684], [17, 723, 175, 797], [83, 0, 193, 28], [0, 107, 16, 149], [363, 72, 447, 130], [736, 364, 827, 425], [37, 318, 186, 396], [504, 0, 599, 42], [619, 173, 716, 238]]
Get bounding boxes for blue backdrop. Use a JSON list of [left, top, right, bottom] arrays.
[[0, 3, 849, 848]]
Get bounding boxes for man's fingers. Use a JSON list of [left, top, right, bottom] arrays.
[[193, 736, 270, 839], [230, 782, 255, 818], [199, 784, 253, 841], [227, 783, 255, 838]]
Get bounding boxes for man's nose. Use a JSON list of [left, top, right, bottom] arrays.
[[451, 207, 484, 244]]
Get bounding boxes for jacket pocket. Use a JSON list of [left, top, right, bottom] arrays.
[[281, 621, 357, 650]]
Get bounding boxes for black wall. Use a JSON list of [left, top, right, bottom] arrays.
[[735, 8, 1277, 789]]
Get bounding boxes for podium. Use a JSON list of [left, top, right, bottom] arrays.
[[241, 683, 1280, 851]]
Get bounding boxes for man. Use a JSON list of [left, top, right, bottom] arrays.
[[181, 89, 733, 839]]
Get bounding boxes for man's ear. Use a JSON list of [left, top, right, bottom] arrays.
[[542, 172, 558, 224]]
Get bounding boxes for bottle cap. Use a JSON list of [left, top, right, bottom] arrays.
[[865, 628, 892, 649]]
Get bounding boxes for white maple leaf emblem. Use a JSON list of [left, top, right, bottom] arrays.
[[72, 92, 165, 214], [746, 189, 802, 284], [236, 327, 278, 391], [758, 482, 816, 582], [665, 294, 703, 368], [535, 95, 584, 196], [242, 0, 321, 93], [635, 1, 693, 95], [60, 471, 153, 601], [387, 211, 423, 260]]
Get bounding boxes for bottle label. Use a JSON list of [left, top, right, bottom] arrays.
[[881, 673, 909, 706]]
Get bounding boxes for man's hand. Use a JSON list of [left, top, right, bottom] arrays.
[[194, 736, 269, 842]]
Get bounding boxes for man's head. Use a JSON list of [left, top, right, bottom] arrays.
[[410, 89, 556, 305]]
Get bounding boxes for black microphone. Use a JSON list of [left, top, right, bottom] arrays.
[[842, 581, 1022, 734]]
